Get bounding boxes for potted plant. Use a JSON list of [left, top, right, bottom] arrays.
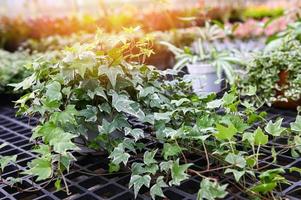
[[238, 36, 301, 109], [162, 38, 243, 94]]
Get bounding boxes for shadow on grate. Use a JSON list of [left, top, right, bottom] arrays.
[[0, 106, 300, 200]]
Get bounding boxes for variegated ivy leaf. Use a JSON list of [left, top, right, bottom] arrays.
[[49, 105, 78, 125], [197, 178, 228, 200], [10, 73, 36, 91], [5, 177, 22, 187], [206, 99, 223, 109], [169, 159, 192, 186], [160, 161, 173, 173], [143, 149, 158, 166], [0, 155, 17, 171], [45, 81, 62, 101], [171, 98, 190, 107], [68, 51, 96, 78], [150, 176, 168, 200], [225, 153, 246, 168], [125, 128, 144, 141], [79, 105, 98, 122], [24, 157, 52, 181], [98, 65, 123, 88], [109, 143, 130, 166], [264, 118, 286, 137], [291, 116, 301, 132], [80, 79, 107, 100], [225, 169, 245, 182], [154, 111, 174, 123], [49, 132, 79, 154], [129, 175, 151, 198], [112, 92, 145, 120]]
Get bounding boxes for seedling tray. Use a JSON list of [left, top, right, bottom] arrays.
[[0, 105, 300, 200]]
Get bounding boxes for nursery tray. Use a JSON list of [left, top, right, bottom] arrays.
[[0, 105, 301, 200]]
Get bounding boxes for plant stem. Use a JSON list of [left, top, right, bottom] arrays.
[[202, 140, 210, 170]]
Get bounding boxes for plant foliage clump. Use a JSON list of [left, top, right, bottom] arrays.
[[238, 37, 301, 106], [2, 33, 301, 200]]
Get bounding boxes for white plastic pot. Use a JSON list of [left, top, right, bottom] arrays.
[[186, 63, 221, 95]]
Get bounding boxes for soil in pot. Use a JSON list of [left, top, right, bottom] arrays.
[[273, 70, 301, 110]]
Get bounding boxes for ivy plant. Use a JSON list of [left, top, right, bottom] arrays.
[[3, 33, 301, 200]]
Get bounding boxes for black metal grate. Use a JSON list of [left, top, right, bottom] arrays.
[[0, 106, 300, 200]]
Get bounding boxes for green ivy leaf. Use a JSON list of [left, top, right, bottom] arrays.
[[251, 182, 277, 193], [55, 179, 61, 191], [109, 163, 120, 173], [197, 178, 228, 200], [264, 118, 286, 136], [254, 127, 268, 146], [169, 159, 192, 186], [214, 123, 237, 141], [129, 175, 151, 198], [162, 143, 182, 160], [222, 92, 237, 105]]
